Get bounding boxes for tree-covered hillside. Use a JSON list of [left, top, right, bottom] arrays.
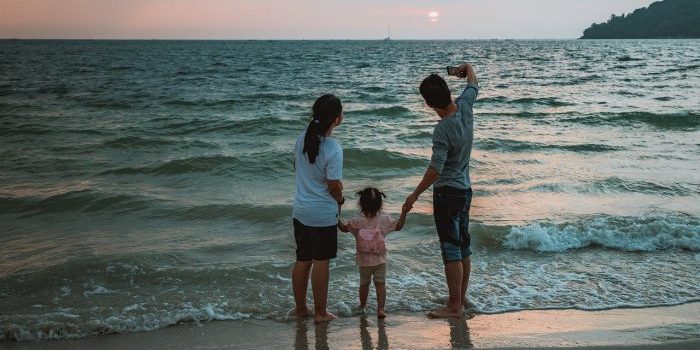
[[581, 0, 700, 39]]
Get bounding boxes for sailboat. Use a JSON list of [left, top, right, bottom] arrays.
[[383, 26, 391, 41]]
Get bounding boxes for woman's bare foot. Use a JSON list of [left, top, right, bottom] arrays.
[[427, 306, 461, 319], [314, 311, 337, 323], [377, 309, 386, 318], [289, 306, 313, 318]]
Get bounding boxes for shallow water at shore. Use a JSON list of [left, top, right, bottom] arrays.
[[1, 39, 699, 341]]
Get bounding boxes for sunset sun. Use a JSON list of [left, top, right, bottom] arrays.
[[428, 11, 439, 22]]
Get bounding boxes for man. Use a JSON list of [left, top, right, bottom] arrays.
[[403, 63, 478, 319]]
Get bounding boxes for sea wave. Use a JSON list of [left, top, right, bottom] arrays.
[[588, 177, 699, 196], [99, 155, 240, 176], [499, 214, 700, 252], [1, 183, 291, 220], [344, 148, 425, 170], [0, 190, 154, 217], [562, 112, 700, 130], [664, 64, 699, 74], [161, 116, 303, 136], [98, 153, 290, 177], [0, 125, 52, 136], [98, 136, 217, 150], [476, 138, 621, 152], [478, 96, 573, 107], [164, 93, 303, 108], [349, 106, 412, 117], [522, 177, 699, 196], [168, 203, 290, 222]]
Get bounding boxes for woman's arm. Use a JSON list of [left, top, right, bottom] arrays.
[[327, 179, 345, 204]]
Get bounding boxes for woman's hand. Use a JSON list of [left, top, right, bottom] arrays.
[[337, 220, 349, 232]]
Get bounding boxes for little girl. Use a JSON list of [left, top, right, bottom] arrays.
[[338, 187, 407, 318]]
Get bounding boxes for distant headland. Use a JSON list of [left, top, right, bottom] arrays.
[[581, 0, 700, 39]]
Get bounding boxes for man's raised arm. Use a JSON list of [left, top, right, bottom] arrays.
[[458, 63, 477, 85]]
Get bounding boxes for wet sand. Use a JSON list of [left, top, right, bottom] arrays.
[[2, 303, 698, 349]]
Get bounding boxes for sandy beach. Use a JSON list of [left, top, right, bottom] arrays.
[[3, 303, 698, 349]]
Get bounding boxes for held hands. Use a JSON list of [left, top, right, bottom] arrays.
[[337, 220, 350, 233], [402, 193, 418, 214]]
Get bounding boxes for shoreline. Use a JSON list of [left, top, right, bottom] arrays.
[[3, 303, 699, 349]]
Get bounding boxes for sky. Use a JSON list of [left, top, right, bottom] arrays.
[[0, 0, 658, 39]]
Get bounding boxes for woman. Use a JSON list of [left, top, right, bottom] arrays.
[[291, 94, 344, 322]]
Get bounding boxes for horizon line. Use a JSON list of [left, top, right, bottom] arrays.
[[0, 37, 591, 41]]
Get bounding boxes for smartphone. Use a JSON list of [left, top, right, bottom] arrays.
[[446, 66, 459, 76]]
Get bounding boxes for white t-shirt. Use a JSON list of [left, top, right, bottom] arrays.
[[292, 131, 343, 227]]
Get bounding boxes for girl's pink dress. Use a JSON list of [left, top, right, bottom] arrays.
[[348, 213, 397, 266]]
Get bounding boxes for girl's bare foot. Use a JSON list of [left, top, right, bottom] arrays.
[[427, 306, 461, 319], [314, 311, 337, 323], [377, 309, 386, 318]]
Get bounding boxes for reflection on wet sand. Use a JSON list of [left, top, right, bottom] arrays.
[[449, 318, 473, 349], [359, 316, 389, 350], [315, 321, 330, 350], [294, 315, 473, 349], [294, 320, 309, 350], [294, 320, 331, 350]]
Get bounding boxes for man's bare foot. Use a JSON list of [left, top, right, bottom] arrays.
[[314, 311, 337, 323], [289, 306, 313, 318], [427, 306, 462, 319], [377, 309, 386, 318]]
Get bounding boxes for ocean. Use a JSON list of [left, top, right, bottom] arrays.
[[0, 39, 699, 341]]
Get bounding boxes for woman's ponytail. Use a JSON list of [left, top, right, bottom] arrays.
[[303, 94, 342, 164]]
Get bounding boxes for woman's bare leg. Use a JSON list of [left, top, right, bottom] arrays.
[[292, 261, 313, 317], [311, 259, 336, 322]]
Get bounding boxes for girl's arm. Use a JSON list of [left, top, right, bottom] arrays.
[[338, 219, 358, 235], [394, 207, 408, 231]]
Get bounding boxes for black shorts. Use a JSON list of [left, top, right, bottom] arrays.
[[293, 219, 338, 261]]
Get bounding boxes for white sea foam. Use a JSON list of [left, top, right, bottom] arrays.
[[82, 284, 115, 297], [267, 272, 291, 282], [0, 302, 252, 342], [59, 285, 71, 297], [503, 216, 700, 252], [122, 303, 145, 312]]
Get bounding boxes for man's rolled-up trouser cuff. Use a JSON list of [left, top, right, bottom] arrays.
[[441, 242, 471, 264]]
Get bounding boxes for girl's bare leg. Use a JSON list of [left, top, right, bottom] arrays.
[[376, 282, 386, 318], [311, 259, 336, 322]]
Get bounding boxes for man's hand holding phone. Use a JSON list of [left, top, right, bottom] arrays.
[[446, 63, 471, 79]]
